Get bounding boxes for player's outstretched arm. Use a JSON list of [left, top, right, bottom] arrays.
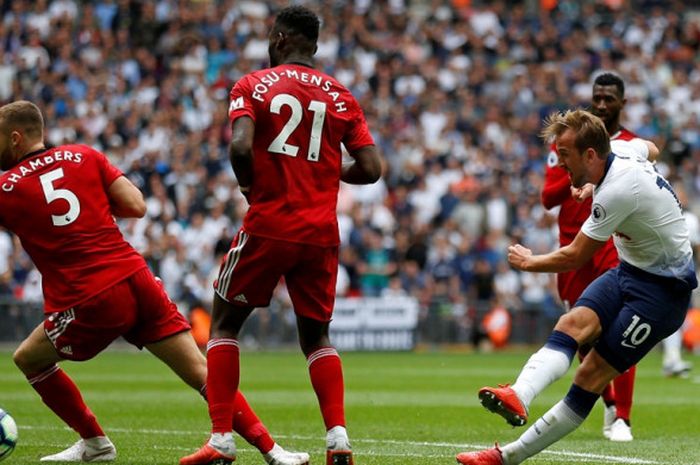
[[508, 230, 605, 273], [644, 139, 660, 161], [341, 145, 381, 185], [108, 176, 146, 218]]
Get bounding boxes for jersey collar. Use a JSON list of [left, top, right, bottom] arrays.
[[597, 153, 616, 187], [19, 146, 49, 163]]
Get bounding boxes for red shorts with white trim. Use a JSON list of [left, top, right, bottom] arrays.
[[44, 268, 190, 361], [215, 230, 338, 322]]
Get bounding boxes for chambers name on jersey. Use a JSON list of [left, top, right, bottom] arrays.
[[0, 145, 146, 313], [228, 64, 374, 247]]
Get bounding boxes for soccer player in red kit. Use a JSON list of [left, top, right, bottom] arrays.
[[179, 6, 381, 465], [2, 100, 309, 465], [477, 73, 653, 443]]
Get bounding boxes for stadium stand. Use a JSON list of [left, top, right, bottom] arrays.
[[1, 0, 699, 347]]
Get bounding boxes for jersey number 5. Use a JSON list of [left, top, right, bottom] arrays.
[[40, 168, 81, 226], [268, 93, 326, 162]]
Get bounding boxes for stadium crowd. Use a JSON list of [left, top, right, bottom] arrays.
[[1, 0, 700, 346]]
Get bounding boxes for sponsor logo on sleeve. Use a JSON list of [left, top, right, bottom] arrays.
[[229, 96, 244, 114]]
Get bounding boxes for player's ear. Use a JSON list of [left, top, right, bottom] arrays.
[[585, 147, 596, 161], [10, 130, 22, 149]]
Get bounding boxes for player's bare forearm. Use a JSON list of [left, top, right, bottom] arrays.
[[508, 243, 581, 273], [508, 231, 605, 273], [341, 145, 381, 184], [229, 143, 253, 188], [229, 117, 255, 189], [645, 140, 660, 161]]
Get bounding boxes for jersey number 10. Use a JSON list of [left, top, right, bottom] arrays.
[[267, 93, 326, 162]]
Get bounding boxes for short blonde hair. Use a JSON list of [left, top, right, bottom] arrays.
[[541, 109, 610, 159], [0, 100, 44, 138]]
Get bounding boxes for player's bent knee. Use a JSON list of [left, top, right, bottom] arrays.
[[554, 307, 601, 344], [573, 351, 618, 393], [12, 344, 39, 374]]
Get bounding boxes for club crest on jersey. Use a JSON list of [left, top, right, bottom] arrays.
[[547, 150, 558, 168], [592, 203, 606, 222]]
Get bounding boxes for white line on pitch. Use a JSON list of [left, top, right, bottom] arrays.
[[21, 425, 661, 465]]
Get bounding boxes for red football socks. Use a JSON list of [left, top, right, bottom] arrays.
[[28, 365, 105, 439], [206, 338, 240, 433], [232, 391, 275, 453], [307, 347, 346, 429], [601, 383, 615, 406], [199, 385, 275, 453], [613, 365, 636, 422]]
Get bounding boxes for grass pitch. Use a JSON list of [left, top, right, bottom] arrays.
[[1, 347, 698, 465]]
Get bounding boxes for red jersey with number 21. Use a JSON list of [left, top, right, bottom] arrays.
[[228, 63, 375, 246], [0, 145, 146, 313]]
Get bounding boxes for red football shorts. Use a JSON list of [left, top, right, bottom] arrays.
[[43, 267, 190, 361], [215, 230, 339, 322], [558, 241, 619, 308]]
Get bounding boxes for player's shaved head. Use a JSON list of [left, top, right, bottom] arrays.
[[268, 6, 320, 66], [541, 109, 610, 159], [0, 101, 45, 170], [594, 72, 625, 98], [0, 100, 44, 139], [273, 6, 320, 44]]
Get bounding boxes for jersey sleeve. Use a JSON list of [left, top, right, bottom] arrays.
[[541, 147, 572, 210], [92, 146, 124, 189], [581, 177, 636, 242], [228, 76, 256, 123], [342, 96, 375, 153], [611, 138, 649, 161]]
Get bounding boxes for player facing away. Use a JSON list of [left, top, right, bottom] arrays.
[[1, 101, 309, 465], [179, 6, 381, 465], [511, 72, 653, 442], [456, 109, 696, 465]]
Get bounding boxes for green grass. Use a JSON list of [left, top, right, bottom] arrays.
[[1, 348, 699, 464]]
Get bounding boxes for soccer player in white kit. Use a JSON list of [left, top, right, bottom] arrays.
[[456, 109, 696, 465]]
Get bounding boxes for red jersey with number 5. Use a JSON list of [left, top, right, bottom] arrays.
[[0, 145, 146, 313], [228, 63, 375, 246]]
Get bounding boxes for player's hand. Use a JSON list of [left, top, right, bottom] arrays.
[[571, 183, 594, 202], [508, 244, 532, 271]]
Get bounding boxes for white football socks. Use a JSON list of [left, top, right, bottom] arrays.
[[501, 400, 585, 465], [662, 329, 683, 368], [511, 346, 573, 408], [84, 436, 113, 449], [209, 432, 236, 456], [326, 425, 351, 450]]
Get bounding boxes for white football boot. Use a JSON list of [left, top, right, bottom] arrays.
[[662, 360, 692, 378], [602, 404, 617, 439], [41, 436, 116, 462], [326, 425, 353, 465], [608, 418, 633, 442], [264, 444, 310, 465]]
